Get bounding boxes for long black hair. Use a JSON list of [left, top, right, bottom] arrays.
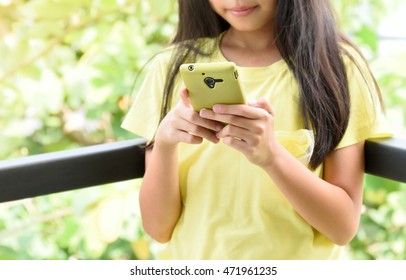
[[158, 0, 382, 169]]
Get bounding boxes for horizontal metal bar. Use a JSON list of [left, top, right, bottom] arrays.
[[0, 137, 405, 204], [0, 138, 147, 203], [365, 137, 406, 183]]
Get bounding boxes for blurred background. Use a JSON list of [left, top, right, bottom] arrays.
[[0, 0, 405, 260]]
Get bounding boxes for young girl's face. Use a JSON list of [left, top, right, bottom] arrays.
[[209, 0, 277, 33]]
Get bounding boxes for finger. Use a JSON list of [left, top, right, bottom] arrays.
[[175, 91, 223, 132], [157, 114, 203, 146], [212, 104, 254, 118], [248, 98, 275, 116], [216, 124, 250, 143], [222, 135, 249, 152], [212, 103, 270, 120], [178, 131, 204, 145], [182, 109, 223, 132], [175, 118, 220, 144], [200, 108, 253, 129]]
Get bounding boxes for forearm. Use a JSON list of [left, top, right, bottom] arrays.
[[198, 101, 364, 245], [139, 144, 182, 243], [264, 144, 361, 245]]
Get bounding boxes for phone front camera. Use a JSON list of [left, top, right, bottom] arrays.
[[188, 65, 194, 71]]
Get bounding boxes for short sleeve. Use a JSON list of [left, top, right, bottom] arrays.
[[121, 52, 171, 140], [336, 48, 393, 149]]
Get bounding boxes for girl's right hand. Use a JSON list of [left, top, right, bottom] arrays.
[[154, 88, 222, 149]]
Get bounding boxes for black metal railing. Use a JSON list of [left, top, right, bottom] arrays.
[[0, 137, 405, 203]]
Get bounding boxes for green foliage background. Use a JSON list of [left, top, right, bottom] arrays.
[[0, 0, 405, 259]]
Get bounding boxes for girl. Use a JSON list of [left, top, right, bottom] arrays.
[[122, 0, 392, 259]]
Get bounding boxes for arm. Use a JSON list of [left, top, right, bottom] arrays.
[[263, 140, 364, 245], [139, 88, 221, 243], [200, 99, 364, 245], [140, 144, 181, 243]]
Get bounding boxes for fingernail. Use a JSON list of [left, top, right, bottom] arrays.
[[213, 105, 221, 112], [248, 99, 258, 106]]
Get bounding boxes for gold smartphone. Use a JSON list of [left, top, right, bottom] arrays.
[[179, 62, 245, 112]]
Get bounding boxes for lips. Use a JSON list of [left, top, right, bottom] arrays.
[[228, 6, 258, 17]]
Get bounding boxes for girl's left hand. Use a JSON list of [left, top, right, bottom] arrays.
[[199, 98, 281, 168]]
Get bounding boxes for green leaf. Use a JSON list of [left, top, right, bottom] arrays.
[[21, 0, 90, 20], [355, 25, 379, 54], [0, 246, 19, 260], [150, 0, 174, 18]]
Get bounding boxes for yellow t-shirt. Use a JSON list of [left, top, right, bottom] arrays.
[[122, 39, 392, 259]]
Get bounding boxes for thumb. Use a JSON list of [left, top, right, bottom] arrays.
[[180, 87, 192, 108]]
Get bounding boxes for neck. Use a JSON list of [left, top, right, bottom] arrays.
[[220, 28, 282, 67], [224, 28, 277, 51]]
